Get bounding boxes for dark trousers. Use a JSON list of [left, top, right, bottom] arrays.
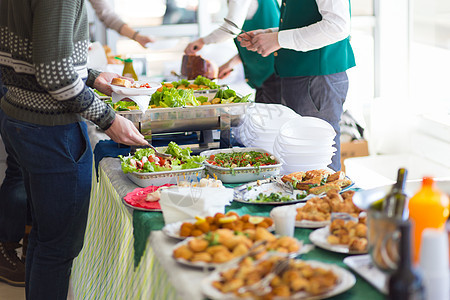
[[255, 73, 282, 104], [280, 72, 349, 171], [0, 109, 92, 300]]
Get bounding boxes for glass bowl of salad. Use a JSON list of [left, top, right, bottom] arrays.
[[119, 142, 205, 187], [200, 147, 282, 183]]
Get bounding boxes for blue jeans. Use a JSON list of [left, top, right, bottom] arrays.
[[0, 150, 27, 243], [281, 72, 349, 171], [0, 109, 92, 300]]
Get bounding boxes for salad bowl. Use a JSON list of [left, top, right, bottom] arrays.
[[200, 147, 282, 183], [120, 142, 205, 187]]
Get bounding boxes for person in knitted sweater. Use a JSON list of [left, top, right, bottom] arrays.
[[0, 0, 148, 298]]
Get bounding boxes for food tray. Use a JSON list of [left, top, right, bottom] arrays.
[[200, 147, 282, 184], [126, 165, 205, 187], [118, 102, 249, 148], [201, 259, 356, 300]]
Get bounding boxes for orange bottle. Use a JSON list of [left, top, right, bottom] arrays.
[[408, 177, 449, 264]]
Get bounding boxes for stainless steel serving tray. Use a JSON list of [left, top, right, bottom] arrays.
[[117, 103, 249, 147]]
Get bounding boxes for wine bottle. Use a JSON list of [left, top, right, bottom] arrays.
[[382, 168, 408, 218], [389, 220, 425, 299]]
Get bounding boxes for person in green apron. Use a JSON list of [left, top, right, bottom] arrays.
[[185, 0, 281, 103], [238, 0, 356, 171]]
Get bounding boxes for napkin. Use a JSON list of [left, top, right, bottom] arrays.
[[111, 92, 150, 113], [159, 187, 233, 224]]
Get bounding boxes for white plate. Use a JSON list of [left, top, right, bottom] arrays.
[[309, 227, 368, 255], [200, 147, 282, 184], [344, 255, 388, 294], [173, 236, 302, 270], [234, 181, 308, 205], [162, 219, 195, 240], [201, 259, 356, 300], [293, 203, 330, 229], [110, 81, 161, 96]]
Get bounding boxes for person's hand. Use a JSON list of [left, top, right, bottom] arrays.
[[218, 62, 234, 79], [249, 32, 281, 57], [105, 114, 149, 146], [184, 38, 205, 55], [136, 34, 155, 48], [93, 72, 133, 96], [237, 29, 266, 49]]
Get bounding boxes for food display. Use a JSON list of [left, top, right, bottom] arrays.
[[205, 256, 354, 299], [181, 54, 218, 80], [175, 212, 274, 238], [119, 142, 204, 174], [282, 170, 353, 195], [296, 190, 362, 223], [327, 216, 368, 252], [172, 227, 301, 267]]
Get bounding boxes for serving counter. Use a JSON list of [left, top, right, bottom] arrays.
[[70, 156, 385, 300]]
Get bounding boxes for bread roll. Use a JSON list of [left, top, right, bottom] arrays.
[[111, 77, 131, 88]]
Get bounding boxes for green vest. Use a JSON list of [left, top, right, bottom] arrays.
[[274, 0, 356, 77], [234, 0, 280, 88]]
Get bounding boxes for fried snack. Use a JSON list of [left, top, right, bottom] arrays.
[[178, 212, 274, 238], [328, 217, 368, 252], [173, 245, 193, 260], [281, 169, 351, 196], [211, 256, 339, 298], [296, 189, 362, 223], [173, 228, 302, 265]]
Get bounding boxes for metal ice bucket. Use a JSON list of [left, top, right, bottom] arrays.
[[367, 209, 401, 273]]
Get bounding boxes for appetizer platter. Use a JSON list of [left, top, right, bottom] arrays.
[[295, 189, 362, 228], [172, 227, 303, 270], [200, 148, 282, 183], [162, 212, 274, 240], [201, 255, 356, 300], [309, 215, 368, 254], [234, 169, 355, 206], [119, 142, 205, 187]]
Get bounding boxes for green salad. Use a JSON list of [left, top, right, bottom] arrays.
[[119, 142, 205, 173], [150, 87, 200, 107], [169, 76, 221, 90], [249, 192, 306, 203], [212, 89, 251, 104]]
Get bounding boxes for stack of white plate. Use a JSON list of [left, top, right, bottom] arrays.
[[234, 104, 299, 152], [273, 117, 337, 174]]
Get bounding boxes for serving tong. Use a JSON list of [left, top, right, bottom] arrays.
[[147, 143, 172, 159], [219, 18, 252, 42]]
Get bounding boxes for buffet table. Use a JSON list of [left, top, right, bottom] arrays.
[[70, 156, 385, 300]]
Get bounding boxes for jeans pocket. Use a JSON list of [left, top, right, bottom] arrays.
[[66, 123, 88, 163]]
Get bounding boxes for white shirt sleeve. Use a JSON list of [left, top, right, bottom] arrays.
[[277, 0, 350, 52], [202, 0, 254, 45], [89, 0, 125, 33]]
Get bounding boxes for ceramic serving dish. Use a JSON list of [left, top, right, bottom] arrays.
[[200, 147, 282, 184], [126, 165, 205, 187]]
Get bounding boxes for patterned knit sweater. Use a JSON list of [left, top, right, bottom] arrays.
[[0, 0, 115, 130]]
